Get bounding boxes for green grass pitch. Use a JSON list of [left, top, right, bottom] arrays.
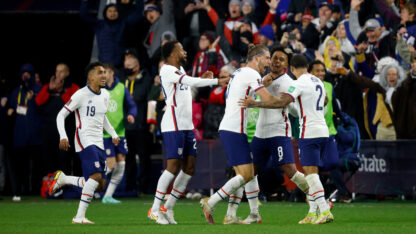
[[1, 196, 416, 233]]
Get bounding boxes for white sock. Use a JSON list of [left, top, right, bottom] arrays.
[[104, 161, 125, 198], [208, 174, 245, 208], [305, 174, 329, 213], [105, 167, 113, 176], [164, 170, 192, 210], [308, 191, 319, 213], [75, 178, 99, 219], [151, 170, 175, 212], [245, 176, 260, 214], [63, 175, 85, 188], [290, 171, 309, 194], [226, 186, 243, 217]]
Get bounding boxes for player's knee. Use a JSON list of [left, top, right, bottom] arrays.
[[240, 172, 254, 182], [183, 166, 195, 176]]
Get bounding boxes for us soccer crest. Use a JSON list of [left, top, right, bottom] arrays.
[[94, 161, 100, 168], [175, 70, 184, 76], [178, 148, 183, 155], [106, 149, 111, 155]]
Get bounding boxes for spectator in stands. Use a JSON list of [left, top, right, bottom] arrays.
[[312, 2, 338, 43], [400, 2, 416, 37], [317, 37, 353, 72], [35, 63, 80, 175], [231, 18, 255, 62], [143, 0, 176, 63], [372, 64, 406, 139], [7, 64, 43, 200], [147, 60, 165, 135], [80, 0, 144, 67], [200, 0, 278, 47], [258, 25, 277, 48], [320, 20, 356, 59], [354, 18, 396, 73], [190, 32, 225, 78], [299, 13, 320, 50], [392, 60, 416, 139], [176, 0, 219, 62], [122, 50, 153, 193]]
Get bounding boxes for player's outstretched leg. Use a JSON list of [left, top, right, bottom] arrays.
[[243, 176, 262, 224], [148, 170, 175, 224], [49, 170, 85, 195], [161, 170, 192, 224], [200, 174, 246, 224], [72, 177, 99, 224], [224, 186, 245, 224], [102, 161, 125, 204], [305, 174, 334, 224]]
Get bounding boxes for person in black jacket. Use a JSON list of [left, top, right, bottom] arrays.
[[122, 50, 153, 193]]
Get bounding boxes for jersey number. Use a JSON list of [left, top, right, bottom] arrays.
[[179, 84, 188, 90], [277, 146, 283, 162], [315, 85, 323, 111], [86, 106, 96, 116]]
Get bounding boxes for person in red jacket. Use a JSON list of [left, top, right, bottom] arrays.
[[36, 63, 80, 176]]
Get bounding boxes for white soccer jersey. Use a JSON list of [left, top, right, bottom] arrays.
[[219, 67, 264, 134], [159, 64, 218, 132], [284, 73, 329, 139], [58, 86, 117, 152], [255, 73, 293, 138]]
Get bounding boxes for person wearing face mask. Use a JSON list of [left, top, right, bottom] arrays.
[[122, 49, 153, 194], [7, 64, 43, 201]]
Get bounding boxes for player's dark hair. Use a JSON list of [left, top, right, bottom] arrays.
[[102, 63, 115, 72], [308, 60, 326, 73], [161, 40, 179, 61], [85, 61, 104, 78], [290, 54, 308, 69], [247, 43, 268, 61], [270, 45, 291, 65]]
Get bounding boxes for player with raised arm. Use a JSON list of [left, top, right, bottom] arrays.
[[147, 41, 229, 225], [225, 47, 310, 224], [241, 54, 334, 224], [101, 63, 137, 204], [200, 43, 281, 224], [50, 62, 120, 224]]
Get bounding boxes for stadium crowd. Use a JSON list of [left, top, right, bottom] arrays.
[[1, 0, 416, 203]]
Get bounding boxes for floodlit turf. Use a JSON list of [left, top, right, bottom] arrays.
[[0, 196, 416, 233]]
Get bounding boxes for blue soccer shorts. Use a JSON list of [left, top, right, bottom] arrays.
[[162, 130, 197, 159], [250, 136, 295, 166], [219, 130, 253, 167]]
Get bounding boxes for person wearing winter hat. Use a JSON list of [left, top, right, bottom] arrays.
[[258, 25, 276, 47], [7, 63, 43, 202]]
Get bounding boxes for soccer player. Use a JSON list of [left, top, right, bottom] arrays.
[[225, 46, 309, 224], [200, 43, 285, 224], [147, 41, 229, 224], [101, 63, 137, 204], [241, 54, 334, 224], [50, 62, 120, 224]]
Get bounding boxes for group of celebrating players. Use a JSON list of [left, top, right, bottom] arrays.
[[48, 39, 334, 225]]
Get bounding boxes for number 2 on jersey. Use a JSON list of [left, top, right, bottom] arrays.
[[315, 85, 323, 111]]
